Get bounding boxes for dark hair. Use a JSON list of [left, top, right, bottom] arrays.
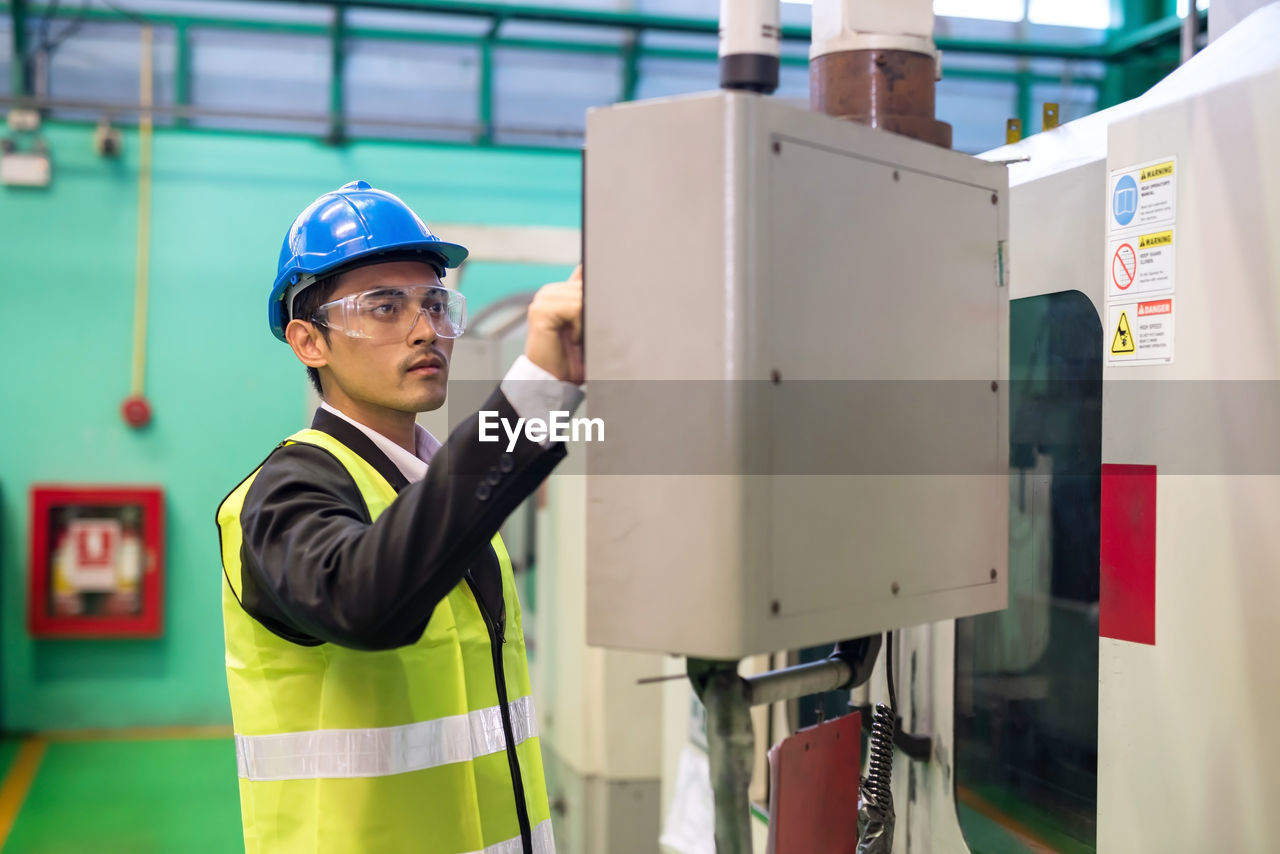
[[289, 274, 340, 396]]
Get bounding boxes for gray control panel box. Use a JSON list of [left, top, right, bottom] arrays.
[[584, 91, 1009, 658]]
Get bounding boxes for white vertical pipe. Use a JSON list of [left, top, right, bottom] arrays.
[[811, 0, 938, 61], [1181, 4, 1200, 63], [718, 0, 781, 59], [718, 0, 781, 93]]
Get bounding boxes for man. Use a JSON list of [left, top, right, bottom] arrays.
[[216, 180, 582, 854]]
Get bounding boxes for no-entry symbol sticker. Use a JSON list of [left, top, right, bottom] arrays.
[[1112, 243, 1136, 291]]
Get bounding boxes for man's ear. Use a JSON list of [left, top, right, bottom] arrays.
[[285, 319, 329, 370]]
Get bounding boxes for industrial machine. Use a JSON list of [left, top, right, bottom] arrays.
[[585, 0, 1008, 850], [956, 7, 1280, 850], [581, 0, 1280, 852]]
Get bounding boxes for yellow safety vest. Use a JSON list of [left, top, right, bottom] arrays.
[[217, 428, 554, 854]]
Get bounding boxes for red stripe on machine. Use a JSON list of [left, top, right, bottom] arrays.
[[1099, 464, 1156, 645]]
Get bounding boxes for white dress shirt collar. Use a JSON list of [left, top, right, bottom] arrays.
[[318, 402, 441, 484], [315, 354, 581, 482]]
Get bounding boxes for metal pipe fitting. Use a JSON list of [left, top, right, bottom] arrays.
[[745, 658, 853, 707]]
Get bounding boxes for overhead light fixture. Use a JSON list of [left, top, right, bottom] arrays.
[[2, 109, 52, 188]]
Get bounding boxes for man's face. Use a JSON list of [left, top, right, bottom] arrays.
[[316, 260, 454, 415]]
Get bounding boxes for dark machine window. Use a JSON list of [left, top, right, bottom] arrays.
[[955, 291, 1102, 854]]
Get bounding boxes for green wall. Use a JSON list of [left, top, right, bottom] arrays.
[[0, 122, 581, 731]]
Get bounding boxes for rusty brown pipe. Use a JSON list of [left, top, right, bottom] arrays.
[[810, 48, 952, 149]]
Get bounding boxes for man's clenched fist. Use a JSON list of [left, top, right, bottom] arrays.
[[525, 264, 584, 385]]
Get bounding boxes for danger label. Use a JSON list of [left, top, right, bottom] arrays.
[[1111, 311, 1136, 353], [1107, 227, 1175, 299], [1108, 298, 1174, 365], [1109, 156, 1176, 234]]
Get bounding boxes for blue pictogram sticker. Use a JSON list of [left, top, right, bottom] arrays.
[[1113, 174, 1137, 226]]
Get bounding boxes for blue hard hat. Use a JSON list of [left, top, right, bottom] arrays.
[[269, 180, 469, 341]]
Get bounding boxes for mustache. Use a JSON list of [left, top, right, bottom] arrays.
[[401, 347, 449, 372]]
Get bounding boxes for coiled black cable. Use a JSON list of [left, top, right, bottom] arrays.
[[856, 633, 898, 853], [862, 702, 896, 812]]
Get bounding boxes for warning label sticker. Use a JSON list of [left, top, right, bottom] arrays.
[[1108, 298, 1174, 365], [1111, 311, 1136, 353], [1106, 154, 1177, 367], [1108, 157, 1176, 234], [1107, 227, 1175, 299]]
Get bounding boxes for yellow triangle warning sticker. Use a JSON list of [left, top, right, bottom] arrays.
[[1111, 311, 1136, 354]]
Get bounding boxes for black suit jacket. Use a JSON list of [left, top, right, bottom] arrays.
[[233, 386, 566, 650]]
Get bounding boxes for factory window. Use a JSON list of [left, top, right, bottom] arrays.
[[1028, 0, 1113, 30], [493, 48, 622, 147], [46, 22, 176, 126], [787, 0, 1034, 22], [937, 76, 1019, 154], [933, 0, 1026, 23], [1031, 80, 1100, 126], [189, 28, 329, 136], [345, 39, 480, 144], [954, 291, 1102, 853]]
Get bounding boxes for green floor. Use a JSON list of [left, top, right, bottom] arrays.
[[2, 737, 242, 854], [0, 735, 1091, 853], [0, 741, 19, 784]]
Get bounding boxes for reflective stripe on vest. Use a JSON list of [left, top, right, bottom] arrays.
[[217, 427, 553, 854], [236, 695, 538, 781], [471, 820, 555, 854]]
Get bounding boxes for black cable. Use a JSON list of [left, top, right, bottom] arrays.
[[860, 640, 898, 852], [25, 0, 95, 73], [22, 0, 58, 77], [97, 0, 150, 27], [765, 652, 776, 741], [884, 630, 897, 715], [764, 651, 775, 806], [44, 0, 93, 55], [37, 0, 62, 57], [20, 0, 137, 103]]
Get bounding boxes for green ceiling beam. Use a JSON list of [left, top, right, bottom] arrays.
[[1100, 0, 1202, 107], [1107, 7, 1206, 54], [935, 37, 1104, 60], [14, 4, 334, 37], [4, 1, 1170, 63], [232, 0, 812, 40], [329, 2, 347, 144], [620, 37, 640, 102]]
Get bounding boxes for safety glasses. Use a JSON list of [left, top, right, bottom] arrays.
[[312, 285, 467, 341]]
